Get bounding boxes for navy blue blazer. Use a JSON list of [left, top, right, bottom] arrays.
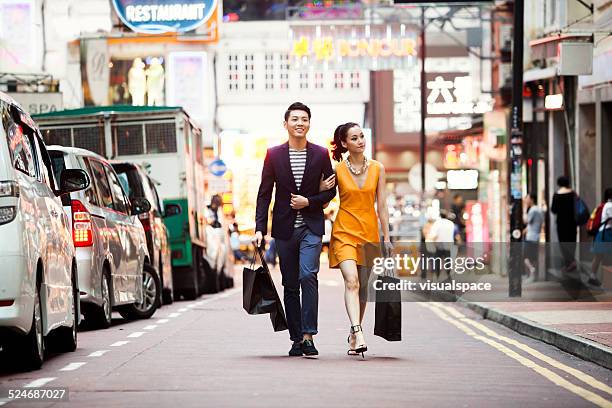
[[256, 141, 336, 240]]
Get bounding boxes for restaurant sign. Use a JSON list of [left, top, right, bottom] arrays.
[[112, 0, 217, 34]]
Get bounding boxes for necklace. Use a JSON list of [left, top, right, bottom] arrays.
[[346, 156, 368, 175]]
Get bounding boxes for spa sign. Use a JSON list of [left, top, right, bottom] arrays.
[[112, 0, 217, 34]]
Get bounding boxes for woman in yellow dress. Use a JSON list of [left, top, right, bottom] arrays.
[[320, 122, 392, 357]]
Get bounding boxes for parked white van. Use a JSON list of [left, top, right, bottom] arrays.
[[48, 146, 159, 328], [0, 92, 90, 369]]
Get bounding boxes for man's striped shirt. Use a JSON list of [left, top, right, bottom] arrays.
[[289, 148, 307, 228]]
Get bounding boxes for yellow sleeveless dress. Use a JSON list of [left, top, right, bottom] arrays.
[[329, 159, 381, 268]]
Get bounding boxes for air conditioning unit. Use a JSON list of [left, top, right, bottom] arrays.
[[557, 42, 593, 76]]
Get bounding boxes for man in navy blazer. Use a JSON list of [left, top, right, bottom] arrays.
[[254, 102, 336, 356]]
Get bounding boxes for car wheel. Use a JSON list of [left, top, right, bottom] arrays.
[[21, 280, 44, 370], [202, 260, 220, 294], [118, 264, 160, 320], [49, 265, 78, 352], [159, 258, 172, 306], [162, 287, 174, 305], [217, 266, 226, 291], [86, 270, 112, 329]]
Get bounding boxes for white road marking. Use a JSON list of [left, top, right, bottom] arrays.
[[143, 325, 157, 330], [24, 377, 56, 388], [59, 362, 86, 372], [0, 400, 7, 406], [110, 341, 130, 347], [157, 319, 169, 324], [186, 304, 196, 308], [127, 332, 145, 338], [88, 350, 109, 357], [178, 308, 188, 312], [168, 313, 181, 318]]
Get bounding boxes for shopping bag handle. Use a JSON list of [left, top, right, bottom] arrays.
[[248, 244, 270, 272]]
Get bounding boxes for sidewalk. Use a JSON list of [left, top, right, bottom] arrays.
[[463, 301, 612, 370]]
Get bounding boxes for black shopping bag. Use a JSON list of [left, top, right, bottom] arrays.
[[269, 304, 288, 332], [242, 247, 288, 331], [374, 274, 402, 342]]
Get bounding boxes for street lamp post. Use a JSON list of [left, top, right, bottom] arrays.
[[420, 7, 427, 202], [508, 0, 524, 297]]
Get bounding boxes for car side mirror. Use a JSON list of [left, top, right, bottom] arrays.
[[131, 197, 151, 216], [164, 203, 181, 218], [57, 169, 90, 196]]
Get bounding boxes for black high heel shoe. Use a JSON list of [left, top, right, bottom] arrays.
[[349, 325, 367, 358]]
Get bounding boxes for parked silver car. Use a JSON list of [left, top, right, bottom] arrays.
[[48, 147, 159, 328], [0, 93, 89, 369]]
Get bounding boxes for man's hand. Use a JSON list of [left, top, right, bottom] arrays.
[[290, 194, 309, 210], [319, 174, 336, 192], [253, 231, 263, 248]]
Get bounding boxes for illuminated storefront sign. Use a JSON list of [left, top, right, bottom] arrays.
[[289, 24, 418, 70], [447, 169, 479, 190], [292, 37, 417, 60], [0, 0, 35, 71], [112, 0, 217, 34], [427, 74, 493, 116]]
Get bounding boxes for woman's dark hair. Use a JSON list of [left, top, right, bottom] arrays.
[[331, 122, 359, 162], [604, 188, 612, 201], [557, 175, 571, 188]]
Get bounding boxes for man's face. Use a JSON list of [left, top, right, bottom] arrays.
[[284, 110, 310, 139], [524, 195, 533, 206]]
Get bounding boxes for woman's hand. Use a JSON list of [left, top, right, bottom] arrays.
[[383, 241, 394, 257], [319, 174, 336, 192]]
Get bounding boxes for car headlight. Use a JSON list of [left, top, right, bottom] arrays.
[[0, 206, 17, 225]]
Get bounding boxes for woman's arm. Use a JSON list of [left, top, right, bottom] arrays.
[[376, 164, 391, 243]]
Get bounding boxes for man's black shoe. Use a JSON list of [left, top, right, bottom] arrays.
[[302, 339, 319, 356], [289, 341, 303, 356]]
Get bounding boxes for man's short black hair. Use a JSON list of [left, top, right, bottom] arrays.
[[284, 102, 311, 121], [557, 175, 570, 188], [527, 193, 537, 202]]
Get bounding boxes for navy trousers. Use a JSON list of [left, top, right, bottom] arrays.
[[275, 226, 322, 342]]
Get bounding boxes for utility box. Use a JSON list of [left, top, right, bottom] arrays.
[[557, 42, 593, 76]]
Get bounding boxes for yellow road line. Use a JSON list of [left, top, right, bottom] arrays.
[[430, 303, 612, 397], [419, 303, 612, 408]]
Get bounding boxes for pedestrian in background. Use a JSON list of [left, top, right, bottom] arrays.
[[451, 193, 466, 244], [551, 176, 578, 271], [426, 210, 456, 280], [254, 102, 336, 357], [589, 188, 612, 286], [320, 122, 392, 358], [522, 193, 543, 282]]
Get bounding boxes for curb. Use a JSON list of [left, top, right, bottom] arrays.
[[464, 301, 612, 370]]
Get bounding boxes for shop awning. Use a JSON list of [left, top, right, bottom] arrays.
[[529, 34, 592, 60], [523, 66, 557, 83]]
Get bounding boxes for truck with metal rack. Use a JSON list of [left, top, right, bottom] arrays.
[[34, 105, 227, 300]]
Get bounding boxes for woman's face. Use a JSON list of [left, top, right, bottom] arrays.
[[342, 126, 366, 154]]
